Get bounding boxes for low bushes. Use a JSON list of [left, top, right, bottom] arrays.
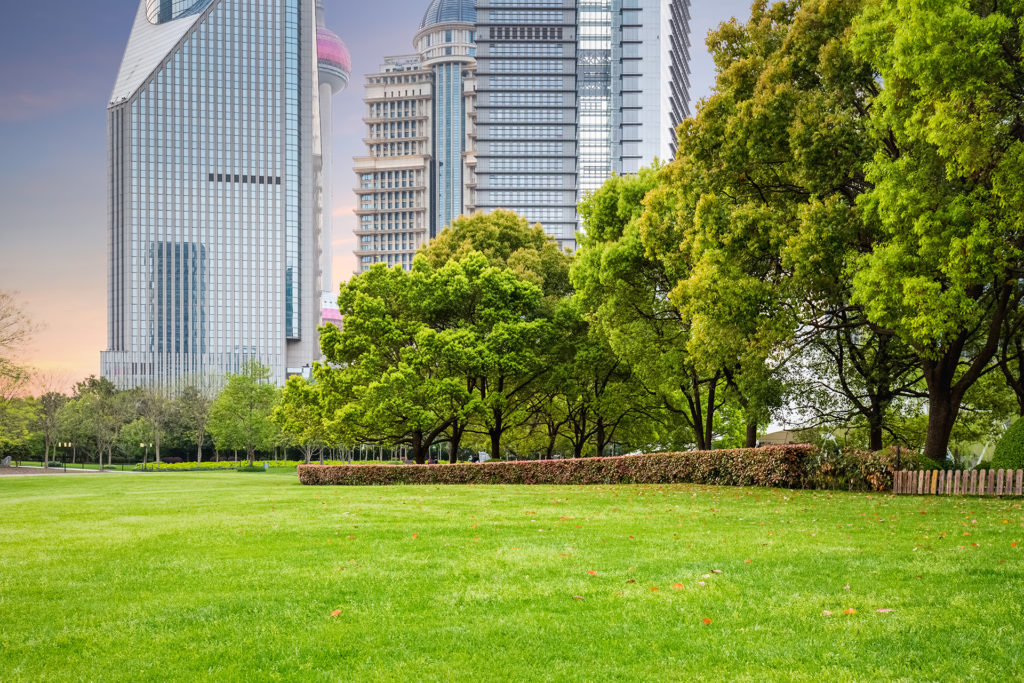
[[808, 446, 940, 492], [299, 445, 821, 488], [992, 419, 1024, 471]]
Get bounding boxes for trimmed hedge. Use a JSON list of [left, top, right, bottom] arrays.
[[298, 445, 820, 488]]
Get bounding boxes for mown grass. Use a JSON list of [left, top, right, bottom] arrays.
[[1, 474, 1021, 681]]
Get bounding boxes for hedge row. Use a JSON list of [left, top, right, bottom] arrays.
[[298, 445, 822, 488]]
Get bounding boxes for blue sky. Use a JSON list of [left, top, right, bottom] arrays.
[[0, 0, 750, 382]]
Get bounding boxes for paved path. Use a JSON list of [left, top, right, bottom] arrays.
[[0, 466, 104, 477]]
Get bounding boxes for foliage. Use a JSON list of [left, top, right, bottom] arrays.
[[300, 445, 822, 488], [207, 360, 279, 466], [175, 383, 214, 463], [275, 376, 329, 464], [808, 446, 940, 492], [992, 419, 1024, 471], [849, 0, 1024, 460]]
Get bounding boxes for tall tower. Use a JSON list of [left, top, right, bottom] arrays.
[[102, 0, 343, 389], [414, 0, 477, 237], [314, 1, 351, 325]]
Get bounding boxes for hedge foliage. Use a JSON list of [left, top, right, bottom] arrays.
[[992, 419, 1024, 470], [299, 446, 822, 488]]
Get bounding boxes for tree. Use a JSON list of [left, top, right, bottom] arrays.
[[175, 383, 214, 463], [207, 360, 278, 466], [74, 377, 133, 469], [36, 392, 68, 467], [138, 390, 171, 464], [575, 170, 732, 450], [0, 291, 35, 399], [851, 0, 1024, 460], [275, 376, 328, 464]]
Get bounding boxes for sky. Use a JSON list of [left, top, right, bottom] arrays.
[[0, 0, 750, 388]]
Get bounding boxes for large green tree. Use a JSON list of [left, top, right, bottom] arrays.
[[851, 0, 1024, 460], [208, 361, 278, 466]]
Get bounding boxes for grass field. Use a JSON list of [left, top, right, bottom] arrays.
[[1, 474, 1022, 681]]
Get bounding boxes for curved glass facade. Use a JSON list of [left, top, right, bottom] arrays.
[[420, 0, 476, 29], [146, 0, 213, 25]]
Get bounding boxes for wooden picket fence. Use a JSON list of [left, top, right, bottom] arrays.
[[894, 469, 1024, 496]]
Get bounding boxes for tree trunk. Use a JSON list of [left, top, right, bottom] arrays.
[[923, 389, 958, 464], [489, 408, 504, 461], [449, 423, 465, 464], [411, 430, 427, 464], [155, 431, 161, 464], [247, 446, 255, 467], [196, 438, 203, 465], [745, 421, 758, 449], [595, 419, 607, 458], [704, 379, 717, 450], [867, 413, 884, 452], [44, 441, 50, 468]]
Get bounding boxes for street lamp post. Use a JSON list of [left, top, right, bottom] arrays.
[[140, 442, 153, 470]]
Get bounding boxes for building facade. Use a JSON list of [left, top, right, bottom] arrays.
[[352, 0, 691, 271], [352, 55, 435, 272], [102, 0, 349, 389]]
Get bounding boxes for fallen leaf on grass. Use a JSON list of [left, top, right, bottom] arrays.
[[745, 559, 752, 563], [588, 570, 598, 576], [330, 610, 341, 617], [672, 583, 684, 590], [702, 618, 712, 625], [844, 608, 857, 615], [412, 534, 419, 539], [821, 610, 833, 617], [698, 581, 706, 587], [711, 569, 723, 574], [626, 579, 636, 584], [573, 596, 584, 600], [876, 608, 893, 613], [843, 584, 850, 591], [650, 586, 659, 591]]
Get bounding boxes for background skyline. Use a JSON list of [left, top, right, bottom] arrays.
[[0, 0, 748, 388]]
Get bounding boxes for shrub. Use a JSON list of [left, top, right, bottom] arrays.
[[992, 419, 1024, 470], [299, 446, 821, 488]]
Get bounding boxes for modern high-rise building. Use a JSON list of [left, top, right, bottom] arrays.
[[352, 0, 478, 273], [352, 0, 690, 270], [102, 0, 349, 389], [352, 55, 436, 272]]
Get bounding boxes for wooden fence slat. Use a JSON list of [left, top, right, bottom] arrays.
[[938, 471, 946, 496], [917, 470, 925, 495], [952, 470, 960, 495], [970, 470, 978, 495], [946, 470, 953, 495], [1017, 469, 1023, 496], [898, 470, 905, 494], [997, 469, 1005, 497], [929, 471, 936, 495], [989, 470, 996, 496], [981, 470, 988, 496]]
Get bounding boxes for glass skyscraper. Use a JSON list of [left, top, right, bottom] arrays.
[[102, 0, 349, 389], [352, 0, 691, 270]]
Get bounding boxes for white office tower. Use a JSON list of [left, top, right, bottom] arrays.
[[102, 0, 349, 389]]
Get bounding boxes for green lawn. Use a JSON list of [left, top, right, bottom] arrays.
[[1, 474, 1021, 681]]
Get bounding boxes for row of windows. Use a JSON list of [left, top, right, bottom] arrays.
[[367, 100, 424, 119], [370, 141, 426, 157], [488, 91, 565, 106], [487, 191, 569, 205], [367, 121, 421, 140], [487, 125, 566, 139], [489, 58, 567, 74], [485, 141, 564, 155], [207, 173, 282, 185], [358, 169, 425, 189], [488, 43, 564, 57], [485, 0, 563, 6], [488, 108, 564, 122], [488, 25, 565, 40], [489, 11, 564, 24], [490, 174, 565, 188], [486, 75, 566, 90], [488, 157, 565, 171]]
